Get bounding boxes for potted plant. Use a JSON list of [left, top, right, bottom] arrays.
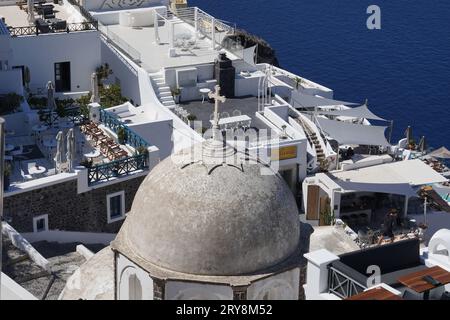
[[4, 162, 12, 191], [187, 114, 197, 127], [294, 76, 303, 90], [408, 139, 416, 150], [117, 127, 127, 145], [171, 87, 181, 104], [136, 145, 149, 156]]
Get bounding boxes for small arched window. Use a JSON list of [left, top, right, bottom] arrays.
[[129, 274, 142, 300]]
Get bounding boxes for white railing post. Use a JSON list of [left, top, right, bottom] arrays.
[[194, 7, 198, 41], [303, 249, 339, 300], [154, 11, 160, 45], [211, 17, 215, 50]]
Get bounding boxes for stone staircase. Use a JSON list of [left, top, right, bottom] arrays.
[[149, 72, 177, 108], [1, 238, 87, 300], [295, 117, 325, 163]]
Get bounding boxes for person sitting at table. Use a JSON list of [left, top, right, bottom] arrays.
[[378, 209, 398, 245]]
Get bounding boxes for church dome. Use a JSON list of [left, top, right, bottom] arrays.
[[117, 140, 301, 276]]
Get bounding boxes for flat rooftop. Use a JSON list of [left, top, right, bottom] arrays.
[[180, 95, 277, 138], [104, 17, 239, 71], [0, 2, 84, 28]]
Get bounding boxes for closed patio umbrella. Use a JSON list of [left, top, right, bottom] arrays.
[[418, 136, 427, 153], [66, 128, 76, 172], [55, 131, 65, 172], [27, 0, 35, 24], [47, 81, 57, 127], [90, 73, 100, 104], [405, 126, 413, 143]]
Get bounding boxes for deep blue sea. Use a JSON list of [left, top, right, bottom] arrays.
[[190, 0, 450, 148]]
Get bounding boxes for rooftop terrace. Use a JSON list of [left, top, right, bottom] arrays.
[[0, 1, 85, 28]]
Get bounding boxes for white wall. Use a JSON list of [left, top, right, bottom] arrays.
[[21, 230, 116, 245], [247, 269, 300, 300], [1, 273, 37, 300], [165, 281, 233, 300], [116, 254, 154, 300], [10, 31, 101, 94], [130, 120, 173, 160], [81, 0, 169, 11], [101, 39, 141, 105]]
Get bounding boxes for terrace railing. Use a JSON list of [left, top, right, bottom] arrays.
[[328, 266, 366, 299], [99, 109, 149, 149], [87, 153, 148, 185], [8, 22, 98, 37]]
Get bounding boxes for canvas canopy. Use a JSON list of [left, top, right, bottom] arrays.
[[291, 91, 358, 108], [427, 147, 450, 159], [332, 159, 447, 194], [316, 104, 387, 121], [316, 117, 390, 147]]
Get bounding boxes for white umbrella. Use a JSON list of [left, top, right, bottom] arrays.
[[47, 81, 56, 127], [90, 73, 100, 104], [418, 136, 427, 153], [55, 131, 65, 172], [66, 128, 76, 172], [27, 0, 35, 24]]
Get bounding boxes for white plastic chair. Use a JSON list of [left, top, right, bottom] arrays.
[[20, 169, 33, 182]]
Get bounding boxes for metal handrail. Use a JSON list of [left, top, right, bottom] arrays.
[[99, 109, 149, 149], [328, 265, 366, 299], [8, 22, 98, 37], [88, 153, 148, 185]]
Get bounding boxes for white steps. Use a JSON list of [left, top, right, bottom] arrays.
[[149, 73, 177, 108]]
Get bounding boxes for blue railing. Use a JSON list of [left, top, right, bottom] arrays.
[[88, 153, 148, 185], [99, 109, 149, 149]]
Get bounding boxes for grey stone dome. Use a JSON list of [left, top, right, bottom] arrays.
[[118, 141, 301, 276]]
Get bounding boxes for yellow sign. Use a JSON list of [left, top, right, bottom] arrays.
[[271, 146, 297, 161]]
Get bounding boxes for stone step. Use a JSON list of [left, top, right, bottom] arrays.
[[158, 86, 171, 92], [160, 96, 174, 102], [158, 92, 172, 98], [155, 80, 166, 86], [162, 100, 176, 106]]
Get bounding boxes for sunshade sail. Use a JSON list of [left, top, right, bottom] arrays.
[[316, 104, 386, 121], [291, 91, 358, 108], [316, 117, 390, 147], [428, 147, 450, 159]]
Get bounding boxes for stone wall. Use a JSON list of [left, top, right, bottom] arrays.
[[3, 176, 146, 234]]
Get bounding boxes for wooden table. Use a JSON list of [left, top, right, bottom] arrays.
[[346, 287, 403, 300], [397, 266, 450, 299]]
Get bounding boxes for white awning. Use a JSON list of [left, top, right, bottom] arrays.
[[334, 181, 419, 197], [333, 159, 448, 187], [291, 91, 358, 108], [317, 104, 387, 121], [316, 117, 390, 146], [243, 45, 257, 65]]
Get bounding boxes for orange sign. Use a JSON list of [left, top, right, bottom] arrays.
[[271, 146, 297, 161]]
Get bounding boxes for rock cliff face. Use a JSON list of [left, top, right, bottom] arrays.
[[221, 29, 280, 67]]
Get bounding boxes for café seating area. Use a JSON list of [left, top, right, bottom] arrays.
[[329, 238, 450, 300], [81, 121, 130, 162]]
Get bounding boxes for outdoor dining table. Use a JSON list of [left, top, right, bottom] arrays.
[[397, 265, 450, 300], [209, 115, 252, 126], [346, 286, 403, 300], [199, 88, 211, 104], [84, 150, 101, 159], [28, 165, 46, 176]]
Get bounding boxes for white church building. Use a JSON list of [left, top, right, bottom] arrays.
[[60, 138, 308, 300]]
